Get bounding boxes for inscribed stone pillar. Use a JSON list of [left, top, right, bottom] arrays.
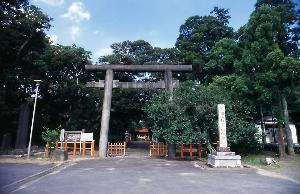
[[217, 104, 227, 148], [207, 104, 241, 167], [99, 69, 113, 158]]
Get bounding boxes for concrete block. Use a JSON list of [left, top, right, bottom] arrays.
[[207, 152, 241, 168]]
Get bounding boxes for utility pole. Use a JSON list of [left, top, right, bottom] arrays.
[[27, 80, 42, 159]]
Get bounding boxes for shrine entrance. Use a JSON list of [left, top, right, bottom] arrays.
[[85, 64, 192, 158]]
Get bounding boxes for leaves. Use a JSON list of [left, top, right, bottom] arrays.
[[41, 126, 61, 144], [145, 82, 260, 153], [176, 7, 234, 81]]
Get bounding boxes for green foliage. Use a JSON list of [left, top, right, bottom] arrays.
[[205, 38, 241, 81], [31, 45, 100, 133], [176, 7, 234, 81], [226, 113, 262, 154], [41, 126, 61, 150], [0, 0, 52, 137], [145, 82, 260, 153]]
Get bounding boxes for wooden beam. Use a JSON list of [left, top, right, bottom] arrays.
[[85, 64, 192, 72], [86, 80, 180, 89]]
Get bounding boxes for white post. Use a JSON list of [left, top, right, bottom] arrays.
[[27, 80, 41, 159]]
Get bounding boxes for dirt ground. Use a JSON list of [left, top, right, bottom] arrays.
[[268, 154, 300, 181], [242, 153, 300, 183], [0, 156, 62, 165]]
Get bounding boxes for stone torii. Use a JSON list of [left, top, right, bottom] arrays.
[[85, 64, 192, 158]]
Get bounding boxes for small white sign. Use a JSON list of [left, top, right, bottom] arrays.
[[81, 133, 94, 141], [218, 104, 227, 148]]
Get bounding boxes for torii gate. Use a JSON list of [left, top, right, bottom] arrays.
[[85, 64, 192, 158]]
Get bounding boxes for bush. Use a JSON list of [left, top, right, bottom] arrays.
[[41, 126, 61, 151], [145, 81, 261, 153]]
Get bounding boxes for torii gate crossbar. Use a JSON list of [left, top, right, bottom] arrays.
[[85, 64, 192, 158]]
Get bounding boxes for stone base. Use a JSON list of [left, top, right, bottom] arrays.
[[51, 150, 68, 161], [207, 152, 241, 168]]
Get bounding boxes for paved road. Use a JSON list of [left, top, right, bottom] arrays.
[[0, 163, 54, 187], [12, 158, 300, 194]]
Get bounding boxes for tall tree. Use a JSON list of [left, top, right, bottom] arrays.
[[32, 45, 99, 132], [0, 0, 52, 147], [205, 38, 241, 81], [238, 2, 300, 156], [175, 7, 234, 81]]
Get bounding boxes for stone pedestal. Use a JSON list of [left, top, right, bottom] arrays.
[[52, 150, 68, 161], [207, 152, 241, 167]]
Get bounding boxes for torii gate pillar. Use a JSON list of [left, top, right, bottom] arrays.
[[99, 69, 113, 158]]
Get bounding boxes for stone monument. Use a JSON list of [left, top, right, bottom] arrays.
[[207, 104, 241, 167]]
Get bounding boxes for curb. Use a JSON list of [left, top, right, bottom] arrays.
[[0, 161, 73, 194]]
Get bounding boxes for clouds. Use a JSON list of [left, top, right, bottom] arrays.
[[36, 0, 64, 6], [61, 1, 91, 22], [95, 47, 113, 57], [70, 26, 81, 40], [59, 1, 91, 41]]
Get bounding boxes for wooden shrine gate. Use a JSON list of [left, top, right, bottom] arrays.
[[85, 64, 192, 158]]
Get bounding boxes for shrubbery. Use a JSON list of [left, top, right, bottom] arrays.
[[145, 82, 261, 154]]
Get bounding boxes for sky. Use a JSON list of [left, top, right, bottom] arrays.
[[31, 0, 261, 63]]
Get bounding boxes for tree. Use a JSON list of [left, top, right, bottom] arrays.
[[32, 45, 100, 134], [255, 0, 300, 56], [0, 0, 52, 147], [237, 2, 300, 156], [145, 82, 260, 155], [205, 38, 241, 81], [175, 7, 234, 81]]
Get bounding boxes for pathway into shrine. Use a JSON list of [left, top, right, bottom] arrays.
[[126, 141, 150, 158]]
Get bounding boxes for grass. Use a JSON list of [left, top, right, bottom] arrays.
[[242, 151, 280, 169]]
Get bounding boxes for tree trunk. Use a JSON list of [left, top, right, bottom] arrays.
[[277, 94, 286, 158], [15, 101, 30, 149], [16, 39, 30, 63], [259, 104, 266, 144], [99, 69, 113, 158], [277, 123, 286, 158], [167, 144, 176, 159], [282, 95, 295, 155]]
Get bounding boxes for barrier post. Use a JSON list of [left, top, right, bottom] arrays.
[[189, 144, 193, 159], [64, 140, 67, 151], [82, 141, 86, 156], [180, 144, 184, 158], [91, 141, 95, 157], [73, 141, 76, 156], [197, 143, 202, 157], [55, 141, 58, 151], [45, 143, 49, 158]]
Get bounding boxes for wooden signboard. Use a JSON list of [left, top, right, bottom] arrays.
[[64, 131, 82, 142]]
